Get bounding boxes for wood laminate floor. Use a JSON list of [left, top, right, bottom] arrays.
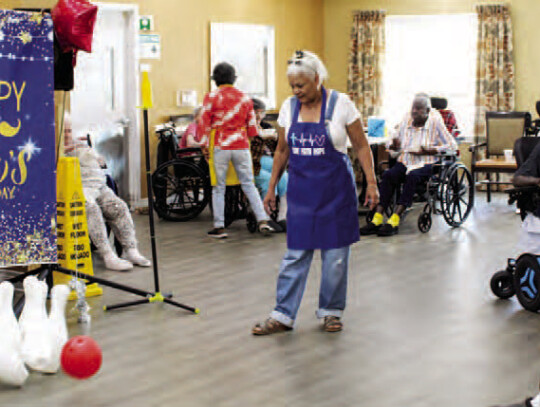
[[1, 192, 539, 407]]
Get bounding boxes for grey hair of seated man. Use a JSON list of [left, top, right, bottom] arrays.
[[413, 93, 431, 109], [413, 92, 431, 109]]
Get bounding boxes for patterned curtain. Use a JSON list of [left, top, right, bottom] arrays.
[[475, 4, 515, 142], [347, 10, 386, 119]]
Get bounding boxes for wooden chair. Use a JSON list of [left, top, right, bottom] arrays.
[[470, 111, 529, 202]]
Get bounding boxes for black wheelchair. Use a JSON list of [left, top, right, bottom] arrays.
[[151, 124, 261, 232], [368, 151, 475, 233], [490, 186, 540, 311], [490, 136, 540, 311]]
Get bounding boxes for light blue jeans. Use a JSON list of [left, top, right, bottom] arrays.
[[212, 148, 269, 228], [254, 155, 288, 198], [270, 246, 350, 327]]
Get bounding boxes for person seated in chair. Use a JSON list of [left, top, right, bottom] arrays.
[[179, 106, 207, 149], [250, 98, 288, 232], [513, 140, 540, 253], [63, 113, 151, 271], [360, 93, 457, 236]]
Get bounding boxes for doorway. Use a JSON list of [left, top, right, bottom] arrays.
[[70, 3, 140, 207]]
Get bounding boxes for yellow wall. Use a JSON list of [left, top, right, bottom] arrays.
[[7, 0, 539, 193], [323, 0, 540, 115], [7, 0, 323, 194]]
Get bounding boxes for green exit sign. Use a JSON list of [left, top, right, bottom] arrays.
[[139, 16, 154, 31]]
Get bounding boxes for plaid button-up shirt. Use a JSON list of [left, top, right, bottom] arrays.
[[390, 110, 458, 171]]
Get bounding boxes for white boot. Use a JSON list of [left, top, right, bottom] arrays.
[[102, 252, 133, 271], [123, 248, 151, 267]]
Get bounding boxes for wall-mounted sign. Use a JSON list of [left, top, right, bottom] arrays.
[[139, 15, 154, 31], [176, 90, 198, 108], [139, 34, 161, 59]]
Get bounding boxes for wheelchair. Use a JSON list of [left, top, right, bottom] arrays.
[[152, 125, 211, 222], [490, 186, 540, 311], [151, 124, 267, 232], [490, 135, 540, 311], [368, 151, 475, 233]]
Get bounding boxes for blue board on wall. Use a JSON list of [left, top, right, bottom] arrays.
[[0, 10, 57, 267], [367, 117, 385, 138]]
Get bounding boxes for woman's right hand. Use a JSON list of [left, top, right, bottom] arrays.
[[263, 190, 277, 215]]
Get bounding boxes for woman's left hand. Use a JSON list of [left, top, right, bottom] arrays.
[[365, 184, 380, 210], [263, 189, 277, 215]]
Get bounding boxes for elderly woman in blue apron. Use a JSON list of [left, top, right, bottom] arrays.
[[252, 50, 379, 335]]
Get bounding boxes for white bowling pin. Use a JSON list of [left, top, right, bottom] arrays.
[[19, 277, 53, 372], [18, 275, 40, 328], [0, 282, 20, 346], [0, 282, 28, 386], [42, 284, 70, 374]]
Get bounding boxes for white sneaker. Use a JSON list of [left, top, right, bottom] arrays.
[[123, 248, 151, 267], [103, 253, 133, 271]]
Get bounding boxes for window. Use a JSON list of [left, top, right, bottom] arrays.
[[210, 23, 276, 109], [382, 14, 477, 140]]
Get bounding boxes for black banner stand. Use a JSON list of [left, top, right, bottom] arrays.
[[7, 74, 198, 316]]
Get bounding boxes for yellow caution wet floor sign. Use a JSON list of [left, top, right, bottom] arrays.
[[56, 157, 102, 299]]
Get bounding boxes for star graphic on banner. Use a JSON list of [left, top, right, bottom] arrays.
[[18, 31, 32, 44], [18, 139, 42, 160], [29, 13, 44, 25]]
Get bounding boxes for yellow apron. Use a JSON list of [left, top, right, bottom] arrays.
[[208, 128, 244, 186]]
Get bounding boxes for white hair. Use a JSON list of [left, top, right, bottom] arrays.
[[192, 106, 202, 117], [286, 50, 328, 87], [413, 93, 431, 109]]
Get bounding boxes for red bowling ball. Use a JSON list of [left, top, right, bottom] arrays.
[[60, 336, 102, 379]]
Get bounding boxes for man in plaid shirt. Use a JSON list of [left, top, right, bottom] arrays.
[[200, 62, 274, 238], [360, 94, 457, 237]]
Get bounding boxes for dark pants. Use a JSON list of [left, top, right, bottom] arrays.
[[379, 162, 433, 209]]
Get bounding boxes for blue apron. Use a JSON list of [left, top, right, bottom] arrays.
[[286, 87, 359, 250]]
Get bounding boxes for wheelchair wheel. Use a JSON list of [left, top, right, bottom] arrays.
[[152, 160, 210, 222], [222, 186, 248, 227], [441, 164, 474, 228], [246, 211, 257, 233], [513, 254, 540, 312], [490, 270, 515, 299], [418, 211, 432, 233]]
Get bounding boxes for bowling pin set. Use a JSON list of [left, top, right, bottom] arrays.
[[0, 276, 70, 386]]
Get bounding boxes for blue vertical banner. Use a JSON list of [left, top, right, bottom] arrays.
[[0, 10, 56, 267]]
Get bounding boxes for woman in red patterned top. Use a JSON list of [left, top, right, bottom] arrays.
[[200, 62, 274, 238]]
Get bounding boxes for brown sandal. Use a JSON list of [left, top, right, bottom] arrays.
[[252, 318, 292, 336], [323, 316, 343, 332]]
